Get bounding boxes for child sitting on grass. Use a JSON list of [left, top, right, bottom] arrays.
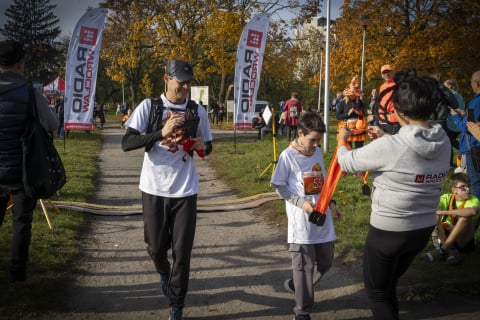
[[426, 172, 480, 264]]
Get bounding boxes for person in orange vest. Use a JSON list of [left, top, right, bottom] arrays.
[[372, 64, 400, 136]]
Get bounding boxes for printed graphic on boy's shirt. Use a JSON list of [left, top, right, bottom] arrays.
[[303, 163, 324, 195]]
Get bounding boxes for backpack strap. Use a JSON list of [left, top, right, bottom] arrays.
[[147, 97, 164, 133], [183, 100, 199, 139], [25, 86, 41, 130], [145, 97, 164, 152]]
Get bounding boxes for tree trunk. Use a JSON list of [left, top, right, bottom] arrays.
[[130, 84, 137, 108], [219, 72, 227, 104]]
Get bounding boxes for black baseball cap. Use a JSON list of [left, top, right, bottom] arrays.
[[166, 59, 194, 82], [0, 39, 25, 67]]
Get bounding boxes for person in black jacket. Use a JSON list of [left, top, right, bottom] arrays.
[[0, 40, 58, 283]]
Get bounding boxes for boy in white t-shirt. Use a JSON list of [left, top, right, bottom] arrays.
[[271, 112, 343, 320]]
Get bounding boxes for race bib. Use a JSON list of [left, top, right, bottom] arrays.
[[303, 164, 324, 195]]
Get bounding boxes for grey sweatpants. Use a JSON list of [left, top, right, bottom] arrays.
[[290, 242, 334, 316]]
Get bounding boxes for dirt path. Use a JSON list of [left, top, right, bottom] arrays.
[[43, 121, 480, 320]]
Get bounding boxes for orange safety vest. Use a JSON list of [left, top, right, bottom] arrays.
[[378, 81, 398, 124]]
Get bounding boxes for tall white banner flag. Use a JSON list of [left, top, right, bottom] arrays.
[[233, 13, 271, 130], [64, 8, 108, 131]]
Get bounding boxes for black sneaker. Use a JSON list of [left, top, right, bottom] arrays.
[[446, 247, 461, 265], [294, 314, 311, 320], [169, 307, 183, 320], [284, 278, 295, 294]]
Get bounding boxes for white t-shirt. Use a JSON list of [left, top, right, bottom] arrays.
[[271, 145, 336, 244], [125, 95, 212, 197]]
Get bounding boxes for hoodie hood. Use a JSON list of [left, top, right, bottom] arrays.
[[0, 70, 27, 95], [398, 123, 450, 160]]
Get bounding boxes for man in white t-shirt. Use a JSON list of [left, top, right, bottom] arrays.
[[122, 59, 212, 320]]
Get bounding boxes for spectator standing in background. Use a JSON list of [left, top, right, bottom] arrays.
[[283, 92, 303, 141]]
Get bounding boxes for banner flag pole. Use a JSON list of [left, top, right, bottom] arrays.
[[231, 12, 271, 154], [64, 8, 108, 132]]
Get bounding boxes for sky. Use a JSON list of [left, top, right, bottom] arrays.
[[0, 0, 102, 38], [1, 0, 343, 39]]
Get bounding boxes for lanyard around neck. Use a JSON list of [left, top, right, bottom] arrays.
[[290, 140, 315, 157], [444, 194, 466, 224]]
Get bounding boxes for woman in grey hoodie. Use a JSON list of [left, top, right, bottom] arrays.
[[337, 73, 451, 320]]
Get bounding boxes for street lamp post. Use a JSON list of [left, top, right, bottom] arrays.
[[323, 0, 332, 152], [317, 42, 325, 113], [360, 15, 369, 92], [122, 82, 125, 105]]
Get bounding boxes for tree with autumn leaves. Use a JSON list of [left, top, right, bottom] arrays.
[[330, 0, 480, 100], [99, 0, 480, 110], [98, 0, 321, 108], [4, 0, 479, 110]]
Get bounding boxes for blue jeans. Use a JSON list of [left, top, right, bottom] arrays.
[[0, 189, 37, 282]]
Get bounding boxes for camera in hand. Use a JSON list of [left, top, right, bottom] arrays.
[[468, 109, 475, 123]]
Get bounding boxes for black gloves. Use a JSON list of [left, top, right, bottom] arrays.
[[308, 211, 326, 226]]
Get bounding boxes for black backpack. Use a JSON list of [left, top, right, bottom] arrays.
[[145, 98, 200, 152]]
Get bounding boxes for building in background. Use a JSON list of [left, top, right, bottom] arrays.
[[294, 16, 336, 80]]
